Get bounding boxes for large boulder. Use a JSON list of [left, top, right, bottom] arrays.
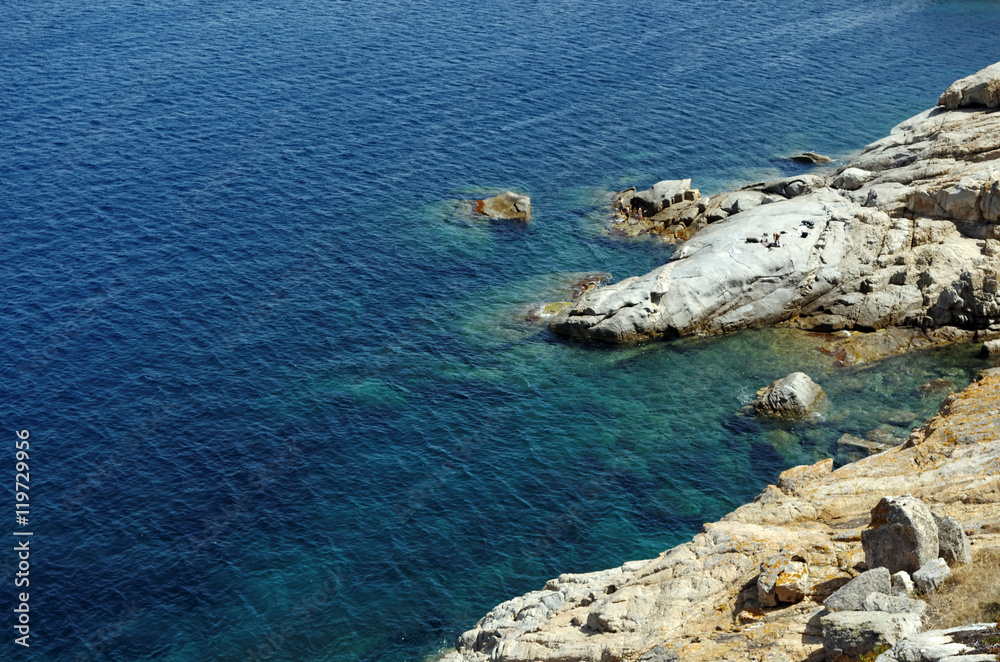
[[821, 611, 922, 662], [476, 192, 531, 220], [824, 567, 891, 612], [752, 372, 825, 418], [861, 496, 939, 575], [630, 179, 698, 216], [860, 593, 928, 619], [931, 512, 972, 565], [939, 61, 1000, 109]]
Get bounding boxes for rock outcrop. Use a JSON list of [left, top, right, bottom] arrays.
[[553, 61, 1000, 343], [442, 370, 1000, 662], [476, 192, 531, 220], [751, 372, 825, 418]]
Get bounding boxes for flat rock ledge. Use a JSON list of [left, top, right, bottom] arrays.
[[440, 370, 1000, 662], [553, 60, 1000, 343]]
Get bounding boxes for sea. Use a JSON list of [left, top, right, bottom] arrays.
[[3, 1, 1000, 660]]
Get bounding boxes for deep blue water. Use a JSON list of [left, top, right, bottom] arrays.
[[3, 1, 1000, 660]]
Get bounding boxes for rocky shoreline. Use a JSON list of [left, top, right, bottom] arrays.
[[551, 62, 1000, 345], [441, 63, 1000, 662], [441, 367, 1000, 662]]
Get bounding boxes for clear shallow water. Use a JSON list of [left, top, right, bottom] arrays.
[[3, 1, 1000, 660]]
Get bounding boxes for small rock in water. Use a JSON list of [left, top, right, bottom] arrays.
[[837, 434, 892, 457], [752, 372, 825, 418], [790, 151, 833, 164], [475, 191, 531, 220]]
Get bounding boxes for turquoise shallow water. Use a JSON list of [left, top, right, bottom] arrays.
[[3, 0, 1000, 660]]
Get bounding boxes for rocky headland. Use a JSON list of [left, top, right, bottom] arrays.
[[442, 63, 1000, 662], [554, 62, 1000, 345]]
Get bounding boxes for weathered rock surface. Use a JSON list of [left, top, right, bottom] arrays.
[[476, 192, 531, 220], [444, 370, 1000, 662], [609, 181, 706, 243], [912, 558, 952, 592], [554, 61, 1000, 343], [939, 61, 1000, 109], [758, 549, 810, 606], [932, 511, 973, 565], [752, 372, 825, 418], [891, 571, 915, 597], [980, 338, 1000, 356], [791, 151, 833, 164], [875, 623, 999, 661], [862, 495, 940, 575], [824, 567, 891, 612], [821, 611, 923, 662]]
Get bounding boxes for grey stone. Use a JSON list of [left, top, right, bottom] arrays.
[[862, 496, 939, 574], [791, 151, 833, 164], [825, 567, 891, 612], [762, 174, 828, 198], [891, 571, 914, 597], [874, 624, 996, 661], [834, 168, 873, 191], [931, 512, 972, 565], [861, 592, 928, 619], [752, 372, 825, 418], [632, 179, 693, 216], [821, 611, 922, 662], [912, 558, 952, 592]]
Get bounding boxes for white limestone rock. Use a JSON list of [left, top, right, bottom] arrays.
[[912, 558, 952, 592], [939, 61, 1000, 109]]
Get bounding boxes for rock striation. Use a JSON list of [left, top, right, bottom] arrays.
[[442, 370, 1000, 662], [553, 61, 1000, 343]]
